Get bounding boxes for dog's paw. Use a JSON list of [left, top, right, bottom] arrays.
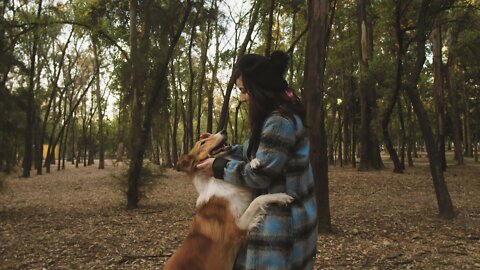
[[250, 158, 260, 169], [271, 193, 294, 206]]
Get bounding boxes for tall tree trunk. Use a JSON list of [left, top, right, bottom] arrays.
[[126, 0, 145, 208], [196, 7, 211, 141], [357, 0, 383, 171], [217, 0, 260, 131], [264, 0, 275, 56], [406, 94, 414, 166], [474, 136, 478, 162], [445, 27, 463, 165], [92, 36, 105, 169], [382, 2, 404, 173], [170, 61, 179, 165], [398, 97, 406, 169], [304, 0, 333, 233], [431, 18, 447, 170], [206, 0, 219, 133], [37, 28, 73, 175], [403, 0, 454, 219], [22, 0, 43, 177], [328, 104, 337, 165], [342, 76, 351, 165], [461, 84, 472, 157], [126, 0, 192, 208], [350, 75, 357, 168]]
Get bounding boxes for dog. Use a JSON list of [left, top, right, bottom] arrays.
[[163, 130, 293, 270]]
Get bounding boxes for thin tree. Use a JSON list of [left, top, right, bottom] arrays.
[[403, 0, 454, 219], [217, 0, 260, 131], [22, 0, 43, 177]]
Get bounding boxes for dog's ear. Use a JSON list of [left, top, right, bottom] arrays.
[[176, 154, 195, 173]]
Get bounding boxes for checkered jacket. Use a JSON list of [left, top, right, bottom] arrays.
[[214, 112, 318, 270]]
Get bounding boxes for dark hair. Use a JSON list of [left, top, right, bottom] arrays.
[[234, 51, 306, 158]]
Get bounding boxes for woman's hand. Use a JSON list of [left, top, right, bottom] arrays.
[[196, 157, 215, 177]]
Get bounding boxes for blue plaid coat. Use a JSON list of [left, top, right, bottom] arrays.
[[213, 112, 318, 270]]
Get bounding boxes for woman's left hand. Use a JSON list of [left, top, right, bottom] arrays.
[[196, 158, 215, 177]]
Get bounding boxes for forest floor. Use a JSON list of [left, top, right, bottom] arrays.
[[1, 154, 479, 269]]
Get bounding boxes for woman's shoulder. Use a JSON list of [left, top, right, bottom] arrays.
[[267, 111, 303, 129]]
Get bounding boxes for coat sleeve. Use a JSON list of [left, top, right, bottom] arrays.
[[228, 144, 244, 160], [220, 115, 295, 189]]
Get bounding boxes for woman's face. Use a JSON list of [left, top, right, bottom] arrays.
[[236, 76, 250, 103]]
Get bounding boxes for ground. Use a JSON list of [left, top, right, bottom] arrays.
[[1, 155, 479, 269]]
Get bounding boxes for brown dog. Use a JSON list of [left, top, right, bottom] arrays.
[[163, 131, 293, 270]]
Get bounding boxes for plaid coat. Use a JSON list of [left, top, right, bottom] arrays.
[[213, 112, 318, 270]]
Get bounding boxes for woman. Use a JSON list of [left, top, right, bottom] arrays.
[[197, 51, 317, 270]]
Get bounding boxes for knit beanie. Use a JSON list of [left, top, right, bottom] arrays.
[[236, 51, 289, 92]]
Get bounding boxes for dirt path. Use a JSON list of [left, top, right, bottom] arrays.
[[1, 158, 479, 269]]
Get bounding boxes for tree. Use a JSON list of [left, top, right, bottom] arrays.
[[403, 0, 454, 219], [22, 0, 43, 177], [356, 0, 383, 171], [126, 0, 193, 208], [304, 0, 335, 233]]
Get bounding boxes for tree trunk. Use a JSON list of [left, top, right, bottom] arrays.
[[397, 97, 406, 169], [342, 77, 351, 165], [328, 104, 337, 165], [403, 0, 454, 219], [406, 94, 414, 166], [217, 0, 260, 131], [92, 35, 105, 169], [382, 3, 404, 173], [170, 61, 179, 165], [357, 0, 383, 171], [264, 0, 275, 56], [206, 0, 219, 133], [187, 19, 196, 149], [445, 58, 463, 164], [304, 0, 333, 233], [126, 0, 192, 209], [474, 137, 478, 162], [460, 77, 472, 157], [196, 7, 211, 141], [431, 19, 447, 170], [22, 0, 43, 178]]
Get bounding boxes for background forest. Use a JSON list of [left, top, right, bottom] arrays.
[[1, 0, 480, 222]]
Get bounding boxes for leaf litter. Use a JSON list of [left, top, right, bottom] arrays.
[[0, 158, 479, 269]]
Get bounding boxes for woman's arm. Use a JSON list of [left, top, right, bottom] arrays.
[[213, 115, 295, 189]]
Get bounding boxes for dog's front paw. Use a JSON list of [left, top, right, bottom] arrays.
[[272, 193, 294, 206], [250, 158, 260, 169]]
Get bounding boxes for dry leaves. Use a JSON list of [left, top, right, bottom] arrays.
[[1, 158, 479, 269]]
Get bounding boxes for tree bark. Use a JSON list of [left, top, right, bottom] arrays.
[[126, 0, 192, 209], [304, 0, 333, 233], [264, 0, 275, 56], [357, 0, 383, 171], [382, 1, 404, 173], [406, 94, 414, 166], [22, 0, 43, 177], [186, 18, 196, 149], [403, 0, 454, 219], [217, 0, 260, 131], [92, 35, 105, 169], [445, 26, 463, 164], [196, 4, 210, 141], [431, 18, 447, 170]]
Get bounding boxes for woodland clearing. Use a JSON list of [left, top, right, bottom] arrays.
[[1, 155, 479, 269]]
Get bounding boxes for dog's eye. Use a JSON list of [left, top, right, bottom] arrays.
[[200, 141, 206, 146]]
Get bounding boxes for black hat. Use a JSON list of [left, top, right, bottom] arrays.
[[236, 51, 289, 92]]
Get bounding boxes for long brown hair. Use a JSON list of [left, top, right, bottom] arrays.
[[234, 51, 306, 158]]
